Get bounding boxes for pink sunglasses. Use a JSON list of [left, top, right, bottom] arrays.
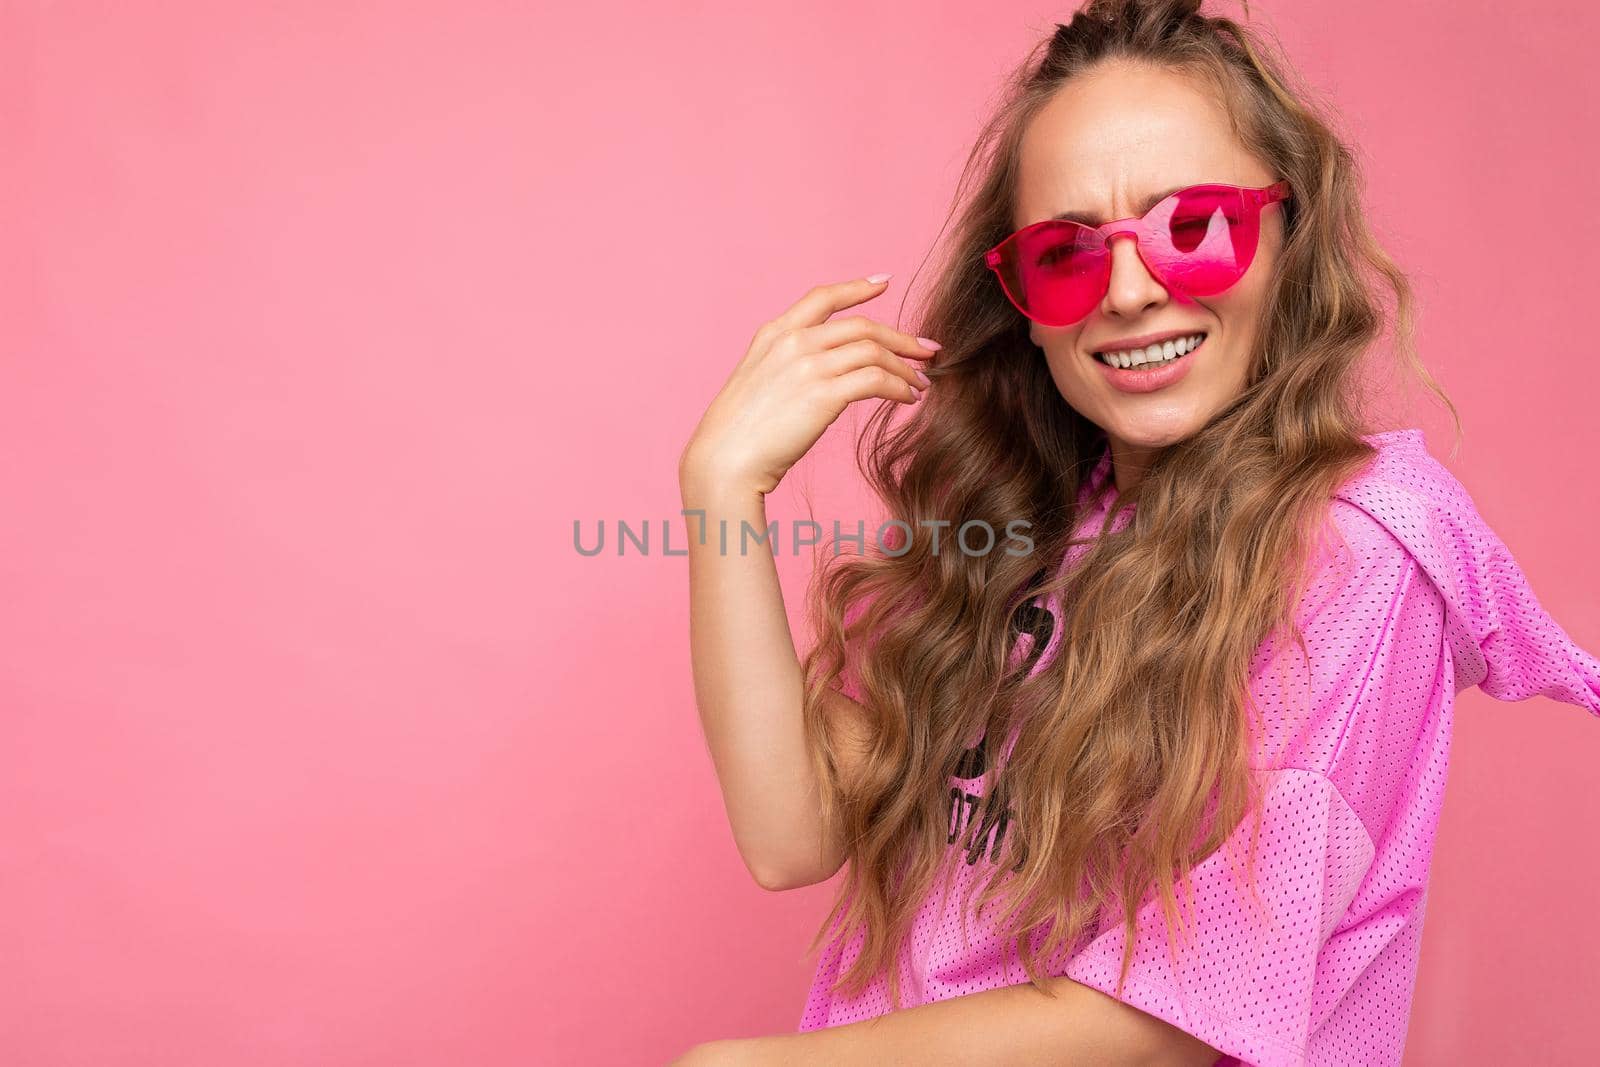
[[983, 180, 1292, 328]]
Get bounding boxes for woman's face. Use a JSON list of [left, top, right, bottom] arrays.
[[1012, 61, 1286, 490]]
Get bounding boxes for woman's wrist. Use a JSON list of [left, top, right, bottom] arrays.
[[678, 447, 766, 509]]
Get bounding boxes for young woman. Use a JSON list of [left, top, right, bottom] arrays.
[[675, 1, 1599, 1063]]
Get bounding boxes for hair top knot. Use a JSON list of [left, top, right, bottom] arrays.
[[1067, 0, 1209, 29]]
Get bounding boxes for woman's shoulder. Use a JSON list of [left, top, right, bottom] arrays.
[[1335, 426, 1481, 550], [1294, 428, 1441, 632], [1316, 426, 1480, 610]]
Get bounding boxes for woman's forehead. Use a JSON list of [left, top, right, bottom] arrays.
[[1014, 65, 1261, 227]]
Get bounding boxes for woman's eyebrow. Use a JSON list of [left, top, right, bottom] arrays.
[[1050, 184, 1189, 225]]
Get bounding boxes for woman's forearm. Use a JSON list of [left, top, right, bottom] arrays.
[[706, 976, 1221, 1066], [675, 276, 928, 892], [680, 469, 846, 890]]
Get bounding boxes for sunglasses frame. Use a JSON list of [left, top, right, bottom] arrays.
[[984, 180, 1293, 328]]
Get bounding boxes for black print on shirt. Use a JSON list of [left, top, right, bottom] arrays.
[[947, 591, 1056, 870]]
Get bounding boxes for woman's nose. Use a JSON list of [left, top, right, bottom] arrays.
[[1098, 234, 1169, 319]]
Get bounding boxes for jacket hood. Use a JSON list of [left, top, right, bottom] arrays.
[[1338, 428, 1600, 713]]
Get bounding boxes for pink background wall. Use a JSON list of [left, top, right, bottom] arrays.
[[5, 2, 1596, 1063]]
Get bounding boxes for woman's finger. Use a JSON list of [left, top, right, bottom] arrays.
[[802, 313, 942, 364], [826, 362, 924, 408], [753, 274, 896, 358], [810, 338, 931, 394]]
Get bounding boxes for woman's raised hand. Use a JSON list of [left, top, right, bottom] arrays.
[[678, 274, 941, 498]]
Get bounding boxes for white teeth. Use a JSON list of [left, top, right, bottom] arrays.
[[1096, 333, 1205, 368]]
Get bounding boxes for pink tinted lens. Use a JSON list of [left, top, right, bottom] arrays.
[[996, 222, 1107, 327], [992, 184, 1272, 326], [1140, 185, 1258, 296]]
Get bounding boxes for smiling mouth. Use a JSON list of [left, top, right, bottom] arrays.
[[1093, 332, 1207, 369]]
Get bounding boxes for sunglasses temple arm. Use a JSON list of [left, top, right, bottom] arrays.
[[1249, 180, 1292, 206]]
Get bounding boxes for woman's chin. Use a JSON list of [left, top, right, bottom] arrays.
[[1104, 414, 1202, 451]]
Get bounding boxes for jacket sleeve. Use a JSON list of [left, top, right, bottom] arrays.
[[1055, 509, 1453, 1067]]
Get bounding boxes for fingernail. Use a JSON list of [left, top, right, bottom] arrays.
[[916, 337, 942, 351], [910, 386, 923, 401], [914, 368, 931, 387], [865, 272, 893, 284]]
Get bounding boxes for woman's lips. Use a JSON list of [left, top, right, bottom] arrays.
[[1093, 335, 1203, 395]]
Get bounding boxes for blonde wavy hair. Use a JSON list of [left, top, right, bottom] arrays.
[[798, 0, 1460, 1009]]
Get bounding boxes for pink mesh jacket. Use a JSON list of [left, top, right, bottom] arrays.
[[799, 428, 1600, 1065]]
